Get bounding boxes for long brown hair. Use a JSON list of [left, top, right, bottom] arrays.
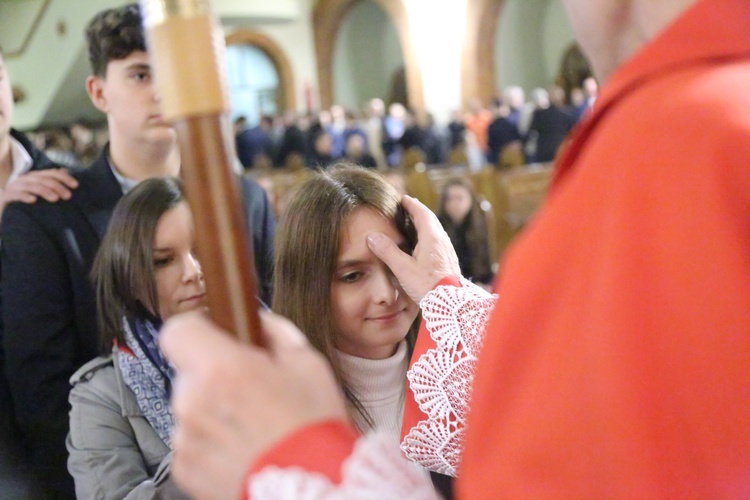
[[273, 165, 418, 430], [91, 177, 184, 351], [437, 176, 492, 282]]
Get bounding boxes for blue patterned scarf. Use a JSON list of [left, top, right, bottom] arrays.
[[117, 316, 176, 448]]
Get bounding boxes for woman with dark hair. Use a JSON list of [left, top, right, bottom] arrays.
[[437, 177, 494, 286], [67, 177, 202, 498]]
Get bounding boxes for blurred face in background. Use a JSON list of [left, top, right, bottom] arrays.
[[444, 184, 473, 225]]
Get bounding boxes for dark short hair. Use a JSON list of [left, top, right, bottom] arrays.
[[85, 3, 145, 76], [91, 177, 184, 350]]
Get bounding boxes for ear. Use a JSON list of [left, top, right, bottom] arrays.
[[86, 75, 108, 113]]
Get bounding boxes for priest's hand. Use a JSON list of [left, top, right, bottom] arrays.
[[367, 194, 461, 303], [160, 311, 349, 500]]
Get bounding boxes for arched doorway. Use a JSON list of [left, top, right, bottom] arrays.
[[313, 0, 424, 111], [461, 0, 503, 109], [557, 42, 593, 98], [331, 0, 406, 110], [225, 30, 296, 122], [463, 0, 577, 107]]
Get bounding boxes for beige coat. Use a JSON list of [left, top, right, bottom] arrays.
[[66, 351, 188, 499]]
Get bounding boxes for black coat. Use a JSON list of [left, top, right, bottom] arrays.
[[526, 106, 576, 163], [0, 146, 275, 497], [0, 129, 61, 495], [487, 116, 522, 165]]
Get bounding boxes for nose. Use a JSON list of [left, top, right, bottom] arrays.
[[373, 268, 399, 305], [152, 88, 162, 103], [183, 253, 203, 282]]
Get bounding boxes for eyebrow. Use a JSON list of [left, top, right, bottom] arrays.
[[336, 237, 409, 270], [336, 259, 367, 270], [152, 247, 173, 253], [125, 63, 151, 72]]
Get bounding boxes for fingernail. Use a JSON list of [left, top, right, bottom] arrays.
[[367, 233, 383, 246]]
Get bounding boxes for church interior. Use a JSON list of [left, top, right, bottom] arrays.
[[0, 0, 594, 263]]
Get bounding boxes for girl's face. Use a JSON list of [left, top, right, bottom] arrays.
[[152, 201, 207, 321], [331, 208, 419, 360], [444, 184, 473, 224]]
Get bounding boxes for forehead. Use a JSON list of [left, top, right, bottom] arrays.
[[154, 202, 192, 245], [106, 50, 149, 73], [446, 183, 470, 196], [338, 208, 401, 257]]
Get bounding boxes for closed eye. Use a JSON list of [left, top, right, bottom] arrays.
[[338, 271, 364, 284], [153, 256, 173, 267]]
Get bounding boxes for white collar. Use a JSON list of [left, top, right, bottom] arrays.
[[108, 157, 140, 194], [7, 135, 34, 186]]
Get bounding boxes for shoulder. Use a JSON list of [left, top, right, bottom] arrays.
[[239, 175, 271, 208], [612, 61, 750, 136], [10, 129, 60, 171], [70, 355, 114, 385]]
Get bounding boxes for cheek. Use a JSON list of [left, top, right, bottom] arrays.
[[405, 300, 420, 323], [154, 270, 179, 305], [331, 286, 366, 328]]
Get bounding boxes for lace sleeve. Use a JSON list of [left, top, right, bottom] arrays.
[[249, 433, 439, 499], [402, 278, 497, 476]]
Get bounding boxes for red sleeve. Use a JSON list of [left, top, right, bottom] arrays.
[[248, 419, 358, 491], [401, 276, 462, 441]]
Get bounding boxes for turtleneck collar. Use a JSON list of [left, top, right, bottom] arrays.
[[336, 340, 408, 403]]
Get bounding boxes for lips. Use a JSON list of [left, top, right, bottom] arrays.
[[368, 309, 405, 321], [180, 293, 207, 304]]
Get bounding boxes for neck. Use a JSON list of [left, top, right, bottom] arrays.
[[633, 0, 696, 39], [595, 0, 697, 82], [108, 136, 180, 180]]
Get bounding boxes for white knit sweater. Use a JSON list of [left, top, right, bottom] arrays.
[[335, 340, 408, 443]]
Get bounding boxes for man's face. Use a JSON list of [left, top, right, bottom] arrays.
[[0, 54, 14, 139], [86, 50, 175, 147]]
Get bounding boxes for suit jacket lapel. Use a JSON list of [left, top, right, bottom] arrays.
[[72, 146, 124, 241]]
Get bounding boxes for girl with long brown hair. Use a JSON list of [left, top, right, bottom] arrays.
[[273, 165, 419, 437]]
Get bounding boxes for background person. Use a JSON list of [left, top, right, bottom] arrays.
[[437, 177, 493, 287]]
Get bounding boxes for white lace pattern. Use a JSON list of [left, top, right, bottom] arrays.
[[401, 279, 497, 476], [249, 433, 439, 499]]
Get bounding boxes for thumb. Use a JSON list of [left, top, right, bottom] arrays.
[[160, 311, 237, 372], [367, 231, 413, 280], [259, 311, 309, 355]]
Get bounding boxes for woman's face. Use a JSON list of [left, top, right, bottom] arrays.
[[330, 208, 419, 360], [444, 184, 473, 224], [152, 201, 206, 321]]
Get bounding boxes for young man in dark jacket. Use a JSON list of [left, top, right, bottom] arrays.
[[0, 5, 275, 496]]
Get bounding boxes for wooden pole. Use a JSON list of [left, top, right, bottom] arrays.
[[140, 0, 262, 346]]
